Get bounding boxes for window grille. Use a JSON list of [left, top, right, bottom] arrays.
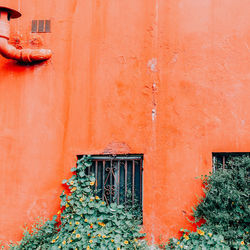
[[78, 154, 143, 210], [212, 152, 250, 171]]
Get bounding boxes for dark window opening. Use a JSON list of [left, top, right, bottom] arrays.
[[31, 20, 51, 33], [78, 154, 143, 220], [212, 152, 250, 171]]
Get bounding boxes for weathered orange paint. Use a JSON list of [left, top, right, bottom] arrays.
[[0, 0, 250, 244]]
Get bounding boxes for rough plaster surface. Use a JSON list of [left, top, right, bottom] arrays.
[[0, 0, 250, 244]]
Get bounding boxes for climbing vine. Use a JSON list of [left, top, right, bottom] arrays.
[[9, 156, 146, 250]]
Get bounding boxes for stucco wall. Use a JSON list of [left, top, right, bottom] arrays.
[[0, 0, 250, 243]]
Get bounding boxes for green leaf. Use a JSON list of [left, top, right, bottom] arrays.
[[62, 179, 68, 184]]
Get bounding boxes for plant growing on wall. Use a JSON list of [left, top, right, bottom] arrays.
[[9, 156, 146, 250], [193, 156, 250, 248], [166, 227, 230, 249], [165, 155, 250, 249]]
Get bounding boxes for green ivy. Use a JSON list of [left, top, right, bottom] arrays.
[[4, 155, 249, 249], [9, 155, 146, 250]]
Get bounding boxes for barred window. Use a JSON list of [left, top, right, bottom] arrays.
[[78, 154, 143, 217], [212, 152, 250, 171]]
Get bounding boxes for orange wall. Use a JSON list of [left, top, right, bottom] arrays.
[[0, 0, 250, 244]]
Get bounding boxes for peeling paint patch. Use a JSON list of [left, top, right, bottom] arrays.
[[103, 142, 131, 154], [147, 58, 157, 72]]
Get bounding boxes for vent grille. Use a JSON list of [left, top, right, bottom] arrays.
[[31, 20, 51, 33]]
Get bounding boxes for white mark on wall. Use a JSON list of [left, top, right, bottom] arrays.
[[152, 108, 156, 121], [147, 58, 157, 72], [170, 53, 178, 64], [152, 82, 157, 121], [27, 198, 50, 220], [245, 42, 250, 52]]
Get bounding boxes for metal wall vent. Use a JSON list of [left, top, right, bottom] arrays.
[[31, 20, 51, 33]]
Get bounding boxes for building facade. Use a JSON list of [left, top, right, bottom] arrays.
[[0, 0, 250, 244]]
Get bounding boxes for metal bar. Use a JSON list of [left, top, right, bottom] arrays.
[[90, 155, 143, 160], [124, 160, 127, 205], [95, 160, 98, 191], [117, 161, 120, 204], [102, 160, 105, 200], [222, 155, 225, 170], [212, 156, 216, 173], [132, 160, 135, 205], [110, 160, 113, 203], [104, 194, 109, 204], [87, 155, 144, 208], [140, 159, 143, 205]]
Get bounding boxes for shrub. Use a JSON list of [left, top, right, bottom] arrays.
[[165, 155, 250, 249], [9, 217, 58, 249], [166, 227, 231, 249], [165, 227, 249, 249], [194, 156, 250, 248], [9, 156, 146, 250]]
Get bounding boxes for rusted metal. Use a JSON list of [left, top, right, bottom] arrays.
[[110, 159, 113, 202], [222, 155, 225, 170], [140, 159, 143, 204], [117, 160, 120, 204], [132, 160, 135, 205], [95, 160, 97, 191], [124, 160, 127, 204], [102, 160, 105, 200], [86, 155, 143, 208], [212, 152, 250, 170]]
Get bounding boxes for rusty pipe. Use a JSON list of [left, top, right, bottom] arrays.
[[0, 37, 52, 62], [0, 6, 52, 63]]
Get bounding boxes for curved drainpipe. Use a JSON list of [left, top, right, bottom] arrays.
[[0, 6, 51, 63]]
